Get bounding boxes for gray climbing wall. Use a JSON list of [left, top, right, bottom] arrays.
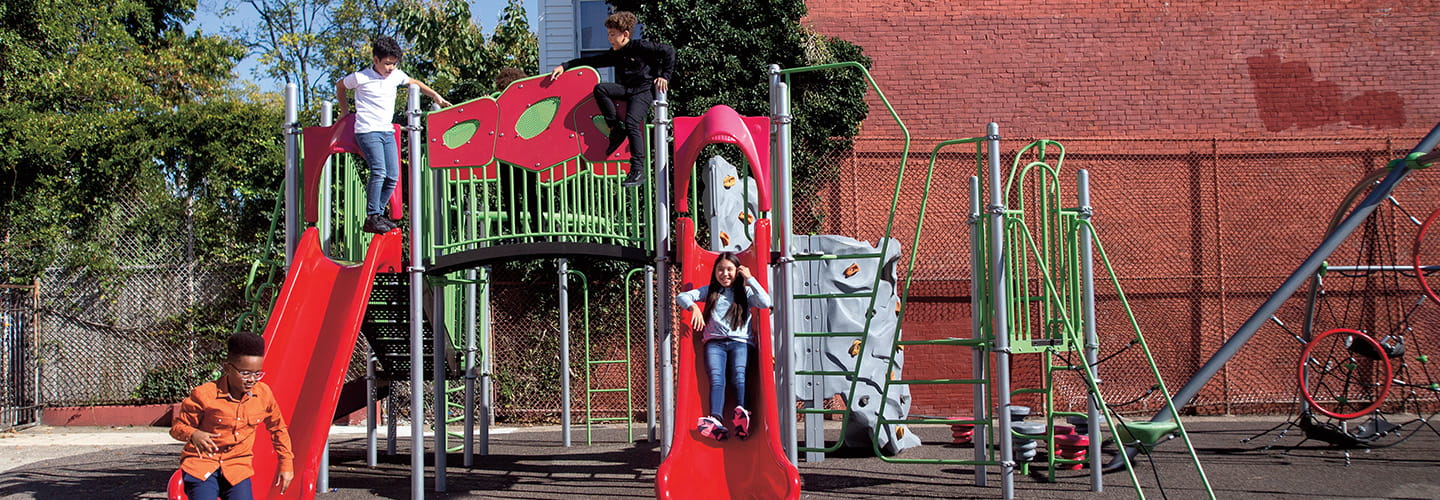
[[792, 234, 920, 455], [700, 155, 919, 456]]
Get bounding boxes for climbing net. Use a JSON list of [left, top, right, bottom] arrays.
[[1285, 167, 1440, 446]]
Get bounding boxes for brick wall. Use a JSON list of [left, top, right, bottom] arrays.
[[804, 1, 1439, 140]]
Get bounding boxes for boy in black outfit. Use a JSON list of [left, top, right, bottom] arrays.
[[550, 11, 675, 187]]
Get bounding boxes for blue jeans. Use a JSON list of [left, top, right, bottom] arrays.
[[704, 339, 750, 418], [356, 130, 399, 216], [182, 471, 253, 500]]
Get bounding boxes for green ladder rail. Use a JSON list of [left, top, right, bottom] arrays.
[[775, 61, 913, 459], [578, 268, 635, 444], [870, 137, 1003, 467]]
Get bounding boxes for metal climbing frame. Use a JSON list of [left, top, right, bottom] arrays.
[[579, 267, 637, 444], [972, 137, 1213, 499], [769, 62, 911, 465]]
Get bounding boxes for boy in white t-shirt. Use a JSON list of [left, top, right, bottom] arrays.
[[336, 36, 452, 234]]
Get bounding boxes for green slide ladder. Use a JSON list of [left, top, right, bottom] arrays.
[[578, 268, 635, 444]]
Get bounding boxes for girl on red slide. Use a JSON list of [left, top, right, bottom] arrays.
[[676, 252, 772, 441]]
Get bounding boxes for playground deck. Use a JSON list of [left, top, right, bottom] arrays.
[[1, 415, 1437, 499]]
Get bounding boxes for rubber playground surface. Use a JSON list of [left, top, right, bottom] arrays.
[[1, 415, 1438, 499]]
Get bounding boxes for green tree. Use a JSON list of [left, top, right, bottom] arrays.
[[0, 0, 263, 281], [608, 0, 871, 226]]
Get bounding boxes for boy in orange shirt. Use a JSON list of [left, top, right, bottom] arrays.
[[171, 332, 294, 499]]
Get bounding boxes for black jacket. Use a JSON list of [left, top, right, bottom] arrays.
[[563, 39, 676, 89]]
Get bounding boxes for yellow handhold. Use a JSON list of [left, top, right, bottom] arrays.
[[849, 339, 862, 357], [719, 231, 730, 246], [723, 175, 737, 188], [844, 263, 860, 277]]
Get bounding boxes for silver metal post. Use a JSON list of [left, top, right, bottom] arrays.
[[480, 266, 492, 455], [387, 389, 397, 455], [559, 258, 572, 447], [319, 101, 334, 245], [405, 83, 426, 500], [986, 123, 1015, 499], [1078, 169, 1102, 491], [968, 175, 987, 486], [652, 91, 675, 457], [283, 84, 299, 265], [317, 100, 334, 496], [318, 446, 329, 493], [464, 268, 477, 466], [431, 283, 446, 491], [366, 347, 377, 467], [769, 64, 798, 464], [645, 265, 657, 442]]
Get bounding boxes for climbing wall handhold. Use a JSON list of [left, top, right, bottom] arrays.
[[844, 263, 860, 278], [723, 175, 737, 188], [849, 339, 862, 357], [719, 231, 730, 246]]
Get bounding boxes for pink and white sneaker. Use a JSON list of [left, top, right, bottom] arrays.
[[732, 406, 752, 440], [697, 415, 728, 441]]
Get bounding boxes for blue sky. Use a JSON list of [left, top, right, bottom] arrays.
[[189, 0, 539, 93]]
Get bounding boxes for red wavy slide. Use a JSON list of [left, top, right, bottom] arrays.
[[655, 217, 801, 500], [228, 227, 401, 500]]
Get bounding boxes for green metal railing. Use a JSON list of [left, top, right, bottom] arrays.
[[870, 137, 1000, 466]]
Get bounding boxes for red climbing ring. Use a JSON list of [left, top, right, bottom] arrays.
[[1297, 328, 1393, 420], [1414, 205, 1440, 308]]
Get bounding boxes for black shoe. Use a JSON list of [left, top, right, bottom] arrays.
[[620, 168, 646, 187], [361, 214, 388, 234], [384, 217, 401, 232]]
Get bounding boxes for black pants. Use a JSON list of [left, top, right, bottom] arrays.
[[593, 82, 653, 168]]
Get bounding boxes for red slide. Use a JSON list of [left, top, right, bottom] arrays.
[[248, 227, 402, 500], [655, 217, 801, 500]]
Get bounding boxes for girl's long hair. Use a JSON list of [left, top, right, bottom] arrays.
[[702, 252, 749, 330]]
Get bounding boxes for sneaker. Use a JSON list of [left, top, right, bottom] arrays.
[[620, 167, 646, 188], [697, 415, 728, 441], [384, 217, 401, 232], [732, 406, 752, 440], [362, 214, 389, 234]]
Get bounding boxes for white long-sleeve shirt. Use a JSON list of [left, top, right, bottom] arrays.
[[676, 277, 772, 343]]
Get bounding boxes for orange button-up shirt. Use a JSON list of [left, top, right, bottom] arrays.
[[170, 377, 294, 483]]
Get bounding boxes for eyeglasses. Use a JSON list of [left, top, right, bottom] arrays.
[[226, 363, 266, 381]]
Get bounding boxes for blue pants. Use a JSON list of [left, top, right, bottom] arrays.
[[356, 130, 399, 216], [182, 471, 253, 500], [704, 339, 750, 418]]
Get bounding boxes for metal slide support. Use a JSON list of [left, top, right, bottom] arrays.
[[1077, 169, 1102, 492], [405, 84, 426, 500], [986, 123, 1016, 500], [653, 91, 675, 457], [1156, 121, 1440, 423], [366, 347, 378, 467], [768, 64, 799, 465], [283, 84, 299, 265], [646, 265, 657, 442], [431, 282, 446, 491], [967, 176, 987, 486], [559, 258, 572, 447]]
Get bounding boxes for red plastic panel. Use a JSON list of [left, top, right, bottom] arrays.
[[671, 106, 771, 214], [655, 217, 801, 500], [426, 96, 500, 179], [493, 69, 599, 173], [302, 115, 405, 222], [572, 96, 632, 164]]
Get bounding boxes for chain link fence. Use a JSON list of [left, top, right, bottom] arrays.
[[808, 135, 1440, 419], [11, 135, 1439, 428]]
